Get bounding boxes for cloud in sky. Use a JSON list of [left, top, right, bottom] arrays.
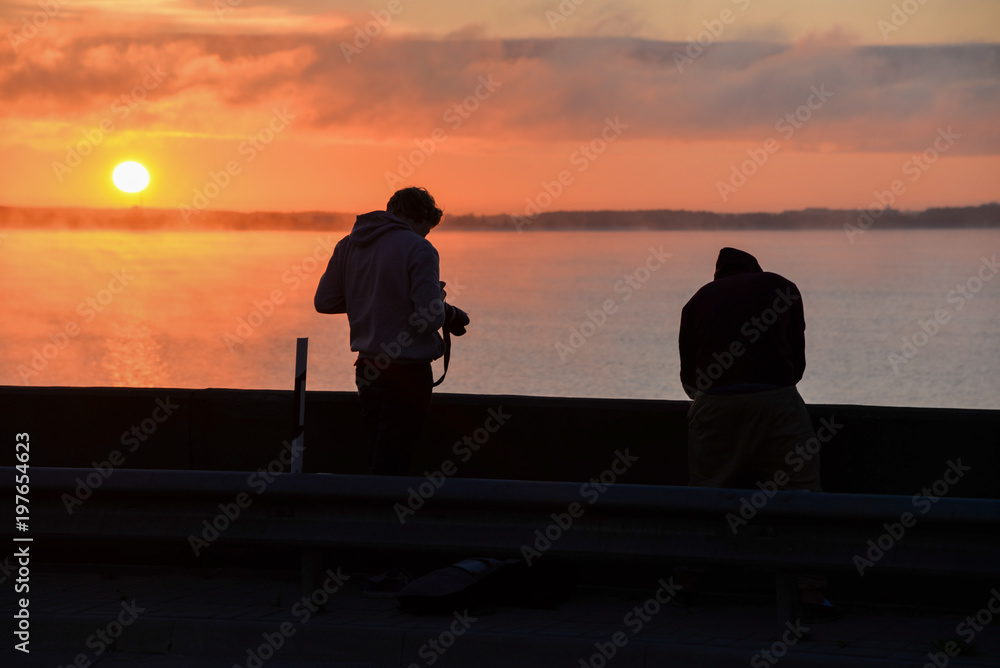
[[1, 0, 998, 213], [4, 27, 997, 150]]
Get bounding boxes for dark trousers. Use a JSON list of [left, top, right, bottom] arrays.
[[355, 359, 433, 475]]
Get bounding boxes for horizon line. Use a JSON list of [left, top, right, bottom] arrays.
[[2, 201, 998, 219]]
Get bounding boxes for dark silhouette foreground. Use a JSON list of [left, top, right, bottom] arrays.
[[315, 187, 468, 475]]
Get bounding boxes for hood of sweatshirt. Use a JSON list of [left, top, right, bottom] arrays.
[[349, 211, 415, 248], [714, 247, 763, 280]]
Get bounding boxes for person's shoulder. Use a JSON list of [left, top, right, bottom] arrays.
[[760, 271, 799, 289], [408, 233, 438, 255], [683, 281, 717, 308], [383, 228, 438, 264]]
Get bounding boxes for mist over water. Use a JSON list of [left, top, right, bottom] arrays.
[[2, 228, 998, 410]]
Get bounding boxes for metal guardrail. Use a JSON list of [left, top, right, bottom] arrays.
[[5, 467, 999, 576]]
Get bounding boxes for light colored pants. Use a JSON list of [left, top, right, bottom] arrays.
[[681, 385, 826, 601], [687, 385, 821, 492]]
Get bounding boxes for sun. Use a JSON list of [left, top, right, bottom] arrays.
[[112, 162, 150, 193]]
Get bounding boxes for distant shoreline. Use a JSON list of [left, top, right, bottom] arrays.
[[0, 203, 997, 231]]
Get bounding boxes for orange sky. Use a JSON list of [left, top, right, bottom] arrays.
[[1, 0, 998, 216]]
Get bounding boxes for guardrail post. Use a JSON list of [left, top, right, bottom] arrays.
[[775, 571, 800, 630], [291, 337, 308, 474], [292, 338, 324, 598]]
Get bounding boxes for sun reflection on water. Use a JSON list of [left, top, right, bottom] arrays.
[[101, 318, 169, 387]]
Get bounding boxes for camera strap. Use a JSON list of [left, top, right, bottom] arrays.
[[432, 329, 451, 387]]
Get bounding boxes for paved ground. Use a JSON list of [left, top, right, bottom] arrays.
[[4, 564, 999, 667]]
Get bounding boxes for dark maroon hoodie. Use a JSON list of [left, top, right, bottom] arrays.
[[678, 248, 806, 398]]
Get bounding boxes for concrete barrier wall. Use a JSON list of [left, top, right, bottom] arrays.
[[2, 386, 997, 498]]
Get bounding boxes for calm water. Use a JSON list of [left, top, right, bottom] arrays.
[[1, 228, 998, 409]]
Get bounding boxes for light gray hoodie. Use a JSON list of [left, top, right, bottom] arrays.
[[315, 211, 445, 362]]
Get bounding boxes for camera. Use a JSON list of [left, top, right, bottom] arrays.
[[443, 303, 470, 336]]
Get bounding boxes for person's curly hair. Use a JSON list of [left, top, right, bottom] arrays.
[[386, 187, 443, 227]]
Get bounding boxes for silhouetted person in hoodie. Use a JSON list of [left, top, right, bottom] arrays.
[[315, 187, 469, 475], [679, 247, 817, 490], [678, 248, 840, 621]]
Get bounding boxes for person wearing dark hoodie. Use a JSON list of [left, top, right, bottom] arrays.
[[315, 187, 468, 476], [678, 247, 841, 621], [679, 247, 816, 489]]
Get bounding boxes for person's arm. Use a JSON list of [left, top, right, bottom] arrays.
[[678, 303, 698, 399], [407, 242, 445, 333], [314, 237, 349, 314], [787, 281, 807, 383]]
